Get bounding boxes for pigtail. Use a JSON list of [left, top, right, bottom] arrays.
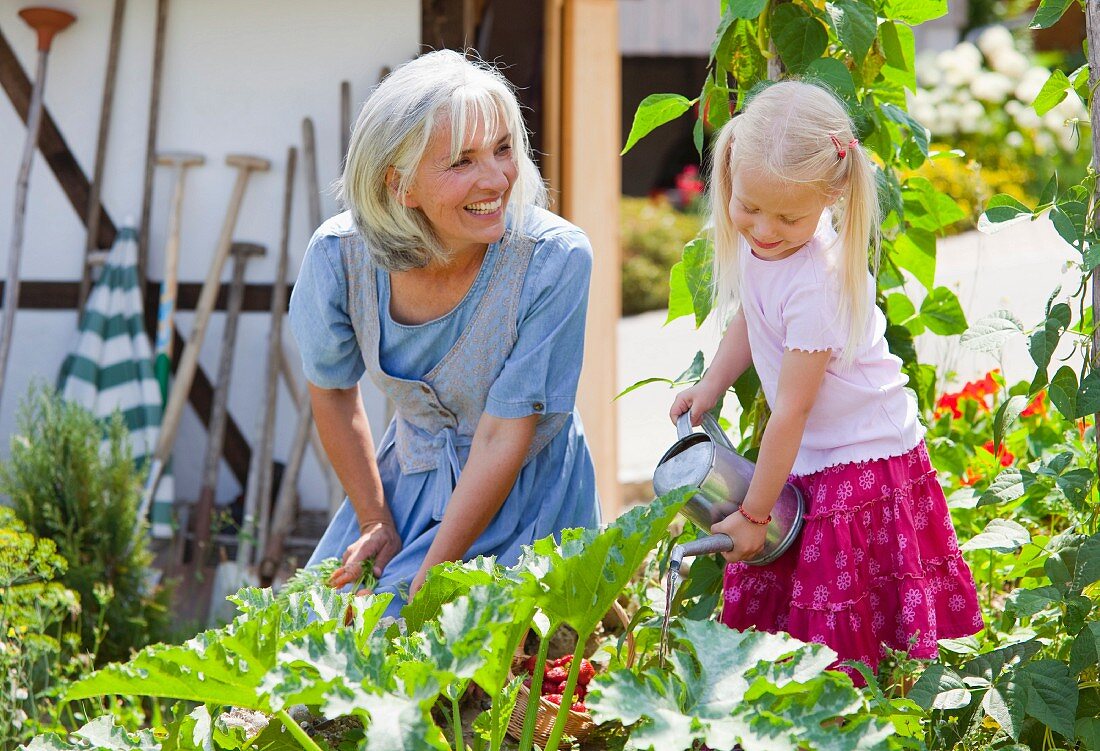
[[833, 140, 880, 367], [707, 118, 742, 328]]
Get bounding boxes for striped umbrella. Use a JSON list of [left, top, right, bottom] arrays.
[[57, 226, 174, 538]]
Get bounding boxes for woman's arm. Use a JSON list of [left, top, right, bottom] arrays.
[[309, 383, 402, 585], [671, 309, 753, 423], [409, 412, 540, 596], [712, 347, 830, 563]]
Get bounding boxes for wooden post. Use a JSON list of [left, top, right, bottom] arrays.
[[554, 0, 622, 517], [1085, 2, 1100, 490]]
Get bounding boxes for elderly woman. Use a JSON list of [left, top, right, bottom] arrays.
[[288, 50, 600, 614]]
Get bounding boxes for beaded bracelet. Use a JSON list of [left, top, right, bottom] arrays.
[[738, 505, 772, 525]]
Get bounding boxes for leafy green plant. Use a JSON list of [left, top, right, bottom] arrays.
[[0, 507, 80, 750], [0, 384, 170, 664]]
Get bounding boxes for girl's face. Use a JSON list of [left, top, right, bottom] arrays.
[[729, 167, 833, 261], [402, 114, 517, 259]]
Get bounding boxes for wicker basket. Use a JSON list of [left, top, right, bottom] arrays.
[[505, 601, 635, 746]]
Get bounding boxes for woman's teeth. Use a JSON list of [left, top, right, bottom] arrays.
[[466, 198, 502, 214]]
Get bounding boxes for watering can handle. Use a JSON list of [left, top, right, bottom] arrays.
[[675, 412, 737, 452]]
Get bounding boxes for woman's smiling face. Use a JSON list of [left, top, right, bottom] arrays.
[[401, 113, 517, 260], [729, 166, 832, 261]]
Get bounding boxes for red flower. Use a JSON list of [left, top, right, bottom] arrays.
[[936, 392, 962, 419], [960, 468, 981, 486], [675, 164, 704, 206], [1021, 390, 1047, 418], [982, 440, 1015, 467]]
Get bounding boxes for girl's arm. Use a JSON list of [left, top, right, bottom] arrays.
[[713, 347, 831, 563], [671, 309, 753, 423], [309, 383, 403, 586], [410, 412, 540, 596]]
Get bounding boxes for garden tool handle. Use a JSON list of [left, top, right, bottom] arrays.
[[676, 411, 736, 452]]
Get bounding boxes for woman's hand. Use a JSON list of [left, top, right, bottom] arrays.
[[711, 510, 770, 564], [327, 521, 402, 591], [670, 379, 723, 425]]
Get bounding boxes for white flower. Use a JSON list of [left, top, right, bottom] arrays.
[[958, 101, 987, 134], [1005, 130, 1024, 148], [941, 43, 983, 86], [1014, 106, 1042, 131], [971, 71, 1013, 103], [915, 51, 942, 87], [989, 48, 1028, 77], [977, 25, 1015, 58]]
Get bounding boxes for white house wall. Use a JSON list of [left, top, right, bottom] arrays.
[[0, 0, 419, 510]]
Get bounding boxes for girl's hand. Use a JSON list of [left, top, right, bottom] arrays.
[[711, 510, 769, 564], [328, 521, 402, 591], [670, 381, 721, 425]]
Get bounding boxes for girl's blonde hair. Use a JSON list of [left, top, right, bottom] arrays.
[[708, 79, 881, 362], [339, 49, 547, 271]]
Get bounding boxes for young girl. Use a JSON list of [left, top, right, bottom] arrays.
[[670, 80, 982, 683]]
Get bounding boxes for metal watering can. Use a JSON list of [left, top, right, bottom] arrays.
[[653, 413, 805, 568]]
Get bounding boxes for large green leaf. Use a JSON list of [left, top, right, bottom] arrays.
[[65, 586, 370, 709], [1018, 659, 1078, 739], [983, 193, 1033, 224], [825, 0, 876, 60], [1076, 370, 1100, 417], [401, 555, 502, 631], [920, 287, 968, 335], [1070, 533, 1100, 593], [1005, 585, 1062, 618], [20, 716, 162, 751], [983, 674, 1027, 741], [1030, 0, 1074, 28], [622, 95, 695, 155], [908, 664, 970, 710], [960, 310, 1024, 354], [1029, 304, 1071, 371], [1070, 623, 1100, 675], [528, 490, 688, 636], [1077, 718, 1100, 750], [1048, 366, 1079, 420], [879, 20, 916, 91], [727, 0, 769, 18], [882, 104, 930, 158], [993, 395, 1028, 456], [587, 619, 885, 751], [682, 236, 714, 327], [891, 229, 936, 292], [903, 177, 965, 232], [961, 518, 1030, 552], [771, 3, 828, 73], [1033, 70, 1072, 116], [666, 261, 693, 324], [806, 57, 857, 100], [959, 639, 1041, 685], [882, 0, 947, 24]]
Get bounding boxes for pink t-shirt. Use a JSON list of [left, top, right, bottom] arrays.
[[738, 220, 923, 476]]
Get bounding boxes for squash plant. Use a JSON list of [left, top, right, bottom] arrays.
[[17, 491, 917, 751]]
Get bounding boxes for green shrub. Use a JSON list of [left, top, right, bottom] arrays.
[[621, 196, 704, 316], [0, 384, 170, 664]]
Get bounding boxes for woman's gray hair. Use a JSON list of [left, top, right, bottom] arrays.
[[338, 49, 547, 271]]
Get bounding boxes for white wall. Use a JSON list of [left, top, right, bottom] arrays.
[[0, 1, 419, 509]]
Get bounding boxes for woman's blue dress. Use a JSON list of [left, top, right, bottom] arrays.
[[288, 207, 601, 615]]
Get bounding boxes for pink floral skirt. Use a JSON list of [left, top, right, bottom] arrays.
[[720, 441, 983, 683]]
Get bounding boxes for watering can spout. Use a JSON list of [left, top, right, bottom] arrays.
[[669, 533, 734, 572]]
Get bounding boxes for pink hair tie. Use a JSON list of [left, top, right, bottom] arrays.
[[830, 134, 859, 159]]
